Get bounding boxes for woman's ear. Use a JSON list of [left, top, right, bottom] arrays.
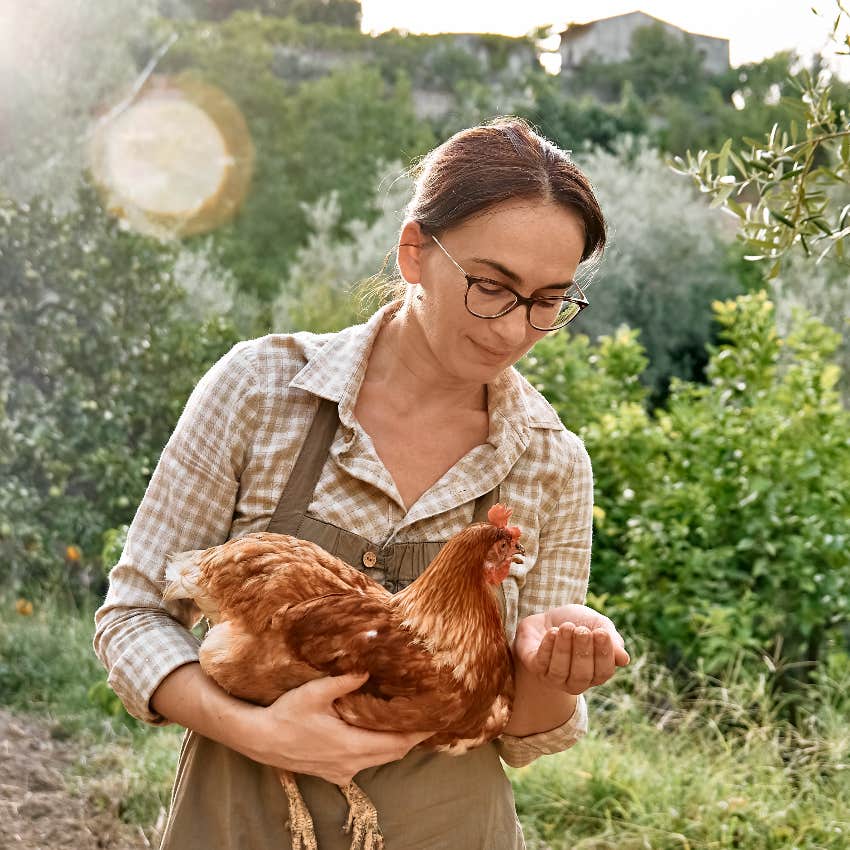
[[397, 220, 425, 285]]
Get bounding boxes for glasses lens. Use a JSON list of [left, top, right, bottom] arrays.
[[530, 299, 581, 330], [466, 281, 517, 317]]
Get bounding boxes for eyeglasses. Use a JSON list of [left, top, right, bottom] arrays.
[[430, 234, 589, 332]]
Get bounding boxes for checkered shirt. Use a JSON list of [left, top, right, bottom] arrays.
[[93, 299, 594, 768]]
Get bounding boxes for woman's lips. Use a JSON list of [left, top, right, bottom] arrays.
[[474, 340, 511, 359]]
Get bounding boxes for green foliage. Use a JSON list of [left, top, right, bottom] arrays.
[[653, 83, 792, 157], [521, 78, 648, 153], [0, 186, 243, 594], [0, 593, 128, 733], [626, 22, 709, 102], [155, 13, 435, 299], [100, 526, 129, 580], [518, 325, 649, 432], [425, 43, 486, 87], [770, 245, 850, 401], [521, 292, 850, 684], [563, 28, 810, 157], [87, 678, 132, 720], [713, 51, 801, 106], [573, 140, 747, 400], [271, 162, 413, 332], [673, 61, 850, 272], [567, 22, 708, 105], [173, 0, 361, 27]]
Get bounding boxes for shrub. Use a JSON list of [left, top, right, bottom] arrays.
[[574, 139, 748, 402], [521, 292, 850, 692], [0, 184, 243, 594]]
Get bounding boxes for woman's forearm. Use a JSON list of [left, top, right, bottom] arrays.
[[151, 662, 263, 757], [502, 663, 578, 736], [152, 665, 435, 784]]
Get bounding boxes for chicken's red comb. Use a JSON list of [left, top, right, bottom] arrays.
[[488, 503, 513, 527], [488, 503, 522, 541]]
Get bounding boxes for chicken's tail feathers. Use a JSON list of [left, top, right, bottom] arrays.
[[162, 548, 207, 603]]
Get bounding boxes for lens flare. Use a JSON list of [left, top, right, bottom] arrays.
[[89, 74, 255, 239]]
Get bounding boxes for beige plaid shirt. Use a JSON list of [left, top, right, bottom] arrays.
[[93, 299, 593, 768]]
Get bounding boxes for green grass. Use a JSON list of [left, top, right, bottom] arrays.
[[2, 592, 850, 846], [1, 593, 110, 732], [510, 653, 850, 849], [0, 592, 182, 828]]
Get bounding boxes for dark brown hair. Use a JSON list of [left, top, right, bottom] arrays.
[[407, 116, 606, 263], [355, 116, 606, 310]]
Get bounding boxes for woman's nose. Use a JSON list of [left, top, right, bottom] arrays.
[[491, 304, 530, 346]]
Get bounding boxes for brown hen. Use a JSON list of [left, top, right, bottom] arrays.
[[162, 503, 523, 850]]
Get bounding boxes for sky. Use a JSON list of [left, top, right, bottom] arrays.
[[359, 1, 850, 76]]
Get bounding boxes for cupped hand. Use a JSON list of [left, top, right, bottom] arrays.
[[513, 604, 630, 695], [244, 672, 432, 786]]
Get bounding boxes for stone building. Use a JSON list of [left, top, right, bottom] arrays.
[[559, 11, 730, 75]]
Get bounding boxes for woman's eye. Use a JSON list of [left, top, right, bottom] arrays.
[[535, 296, 565, 307], [471, 279, 506, 294]]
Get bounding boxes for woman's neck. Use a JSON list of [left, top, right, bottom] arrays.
[[363, 302, 488, 417]]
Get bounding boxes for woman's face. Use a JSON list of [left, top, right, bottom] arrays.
[[406, 198, 587, 383]]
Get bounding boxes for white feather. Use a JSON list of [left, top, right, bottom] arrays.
[[162, 549, 221, 622]]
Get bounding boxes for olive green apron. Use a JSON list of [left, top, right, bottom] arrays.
[[159, 398, 526, 850]]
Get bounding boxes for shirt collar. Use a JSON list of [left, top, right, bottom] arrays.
[[288, 300, 397, 413], [287, 299, 565, 445]]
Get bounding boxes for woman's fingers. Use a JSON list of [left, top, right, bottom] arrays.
[[534, 626, 558, 676], [547, 623, 573, 681], [590, 628, 616, 685], [565, 625, 595, 694], [533, 621, 623, 694]]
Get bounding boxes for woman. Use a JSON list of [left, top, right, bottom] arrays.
[[94, 116, 629, 850]]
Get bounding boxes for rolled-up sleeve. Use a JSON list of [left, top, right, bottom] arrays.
[[93, 342, 260, 724], [495, 433, 594, 767], [495, 693, 588, 768]]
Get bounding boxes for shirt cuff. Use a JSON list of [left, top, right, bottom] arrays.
[[494, 692, 588, 768], [100, 612, 202, 726]]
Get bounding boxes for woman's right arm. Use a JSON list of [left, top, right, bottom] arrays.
[[95, 342, 427, 783], [93, 342, 258, 725], [152, 664, 431, 786]]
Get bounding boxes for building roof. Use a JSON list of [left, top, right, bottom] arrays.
[[559, 10, 728, 46]]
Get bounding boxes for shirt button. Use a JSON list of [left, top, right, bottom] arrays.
[[362, 550, 378, 568]]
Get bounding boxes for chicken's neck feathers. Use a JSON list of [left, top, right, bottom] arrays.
[[390, 537, 507, 689]]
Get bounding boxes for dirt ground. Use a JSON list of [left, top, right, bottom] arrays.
[[0, 709, 155, 850]]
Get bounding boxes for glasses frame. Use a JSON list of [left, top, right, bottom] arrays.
[[429, 234, 589, 332]]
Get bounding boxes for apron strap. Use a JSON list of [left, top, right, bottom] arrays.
[[268, 397, 339, 530]]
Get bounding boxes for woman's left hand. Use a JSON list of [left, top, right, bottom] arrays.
[[513, 604, 630, 695]]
